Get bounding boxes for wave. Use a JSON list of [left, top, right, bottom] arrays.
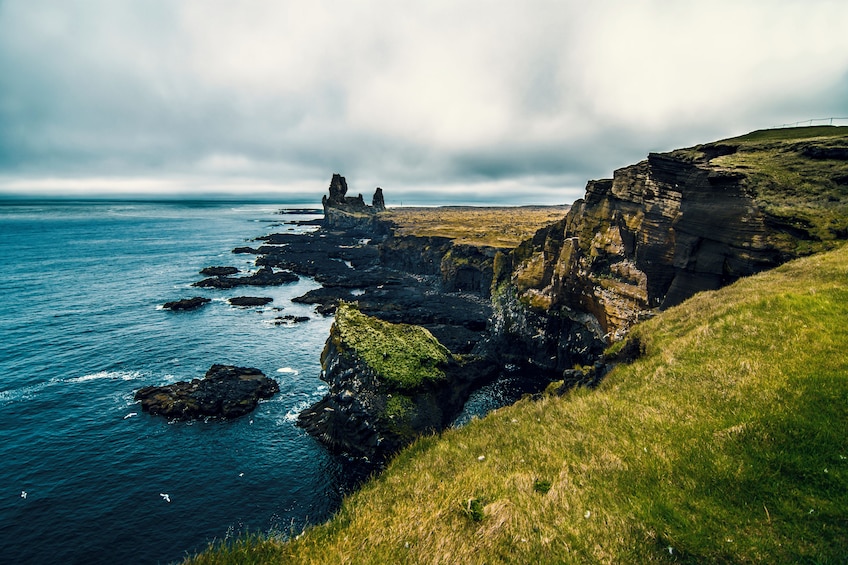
[[65, 370, 146, 384], [1, 370, 147, 404], [276, 367, 299, 375]]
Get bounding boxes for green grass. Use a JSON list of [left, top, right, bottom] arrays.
[[333, 302, 450, 390], [188, 244, 848, 564], [671, 126, 848, 254]]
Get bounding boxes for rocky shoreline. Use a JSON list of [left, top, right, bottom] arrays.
[[154, 128, 848, 461]]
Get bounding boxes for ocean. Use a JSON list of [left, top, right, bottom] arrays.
[[0, 200, 362, 564]]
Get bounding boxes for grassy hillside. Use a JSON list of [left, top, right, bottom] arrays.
[[187, 243, 848, 564]]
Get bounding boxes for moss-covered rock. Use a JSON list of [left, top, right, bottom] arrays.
[[333, 302, 449, 390], [298, 303, 496, 459]]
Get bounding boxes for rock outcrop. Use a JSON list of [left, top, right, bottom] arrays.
[[321, 174, 388, 231], [372, 187, 386, 211], [228, 296, 273, 307], [193, 266, 299, 288], [486, 128, 848, 375], [134, 365, 279, 420], [199, 266, 239, 277], [298, 303, 494, 459], [162, 297, 211, 311]]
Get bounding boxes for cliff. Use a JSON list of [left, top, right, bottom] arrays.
[[487, 126, 848, 374], [298, 302, 494, 459]]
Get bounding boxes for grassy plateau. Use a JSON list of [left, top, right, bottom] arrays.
[[187, 241, 848, 563], [672, 126, 848, 255], [383, 205, 570, 248]]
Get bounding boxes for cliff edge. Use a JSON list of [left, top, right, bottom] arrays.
[[486, 126, 848, 375]]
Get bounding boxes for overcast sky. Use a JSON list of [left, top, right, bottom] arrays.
[[2, 1, 848, 204]]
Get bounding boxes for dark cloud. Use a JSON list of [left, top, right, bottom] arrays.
[[2, 1, 848, 203]]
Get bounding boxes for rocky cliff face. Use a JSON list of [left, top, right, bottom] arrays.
[[298, 303, 493, 459], [488, 128, 848, 374]]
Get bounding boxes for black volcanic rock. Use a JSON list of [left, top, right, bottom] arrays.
[[200, 266, 239, 277], [228, 296, 273, 307], [272, 315, 310, 325], [193, 266, 299, 288], [232, 246, 260, 254], [162, 297, 211, 311], [134, 365, 279, 420], [372, 187, 386, 211]]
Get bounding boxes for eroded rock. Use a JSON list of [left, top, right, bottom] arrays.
[[162, 297, 211, 311], [134, 365, 278, 420], [228, 296, 273, 307]]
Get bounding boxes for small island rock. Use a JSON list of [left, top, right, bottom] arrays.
[[162, 297, 211, 311], [200, 266, 239, 276], [228, 296, 274, 307], [134, 364, 279, 420]]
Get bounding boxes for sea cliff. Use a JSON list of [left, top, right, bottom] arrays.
[[187, 126, 848, 564], [484, 126, 848, 374]]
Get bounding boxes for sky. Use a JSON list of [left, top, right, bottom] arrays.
[[2, 1, 848, 205]]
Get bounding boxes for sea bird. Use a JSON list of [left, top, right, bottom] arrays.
[[160, 493, 171, 503]]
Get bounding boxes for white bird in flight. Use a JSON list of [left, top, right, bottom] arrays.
[[160, 493, 171, 503], [21, 491, 27, 499]]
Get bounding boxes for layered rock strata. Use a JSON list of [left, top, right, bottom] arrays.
[[487, 129, 848, 375]]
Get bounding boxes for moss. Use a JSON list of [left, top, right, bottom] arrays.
[[335, 302, 450, 391], [382, 394, 417, 441]]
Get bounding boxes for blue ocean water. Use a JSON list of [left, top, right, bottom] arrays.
[[0, 200, 357, 564]]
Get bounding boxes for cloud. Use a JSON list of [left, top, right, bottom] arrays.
[[2, 0, 848, 203]]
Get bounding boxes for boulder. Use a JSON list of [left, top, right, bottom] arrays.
[[273, 315, 310, 325], [134, 365, 279, 420]]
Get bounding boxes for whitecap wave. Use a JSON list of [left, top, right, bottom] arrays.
[[276, 367, 299, 375], [2, 371, 146, 404], [283, 401, 311, 422], [65, 370, 145, 384]]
